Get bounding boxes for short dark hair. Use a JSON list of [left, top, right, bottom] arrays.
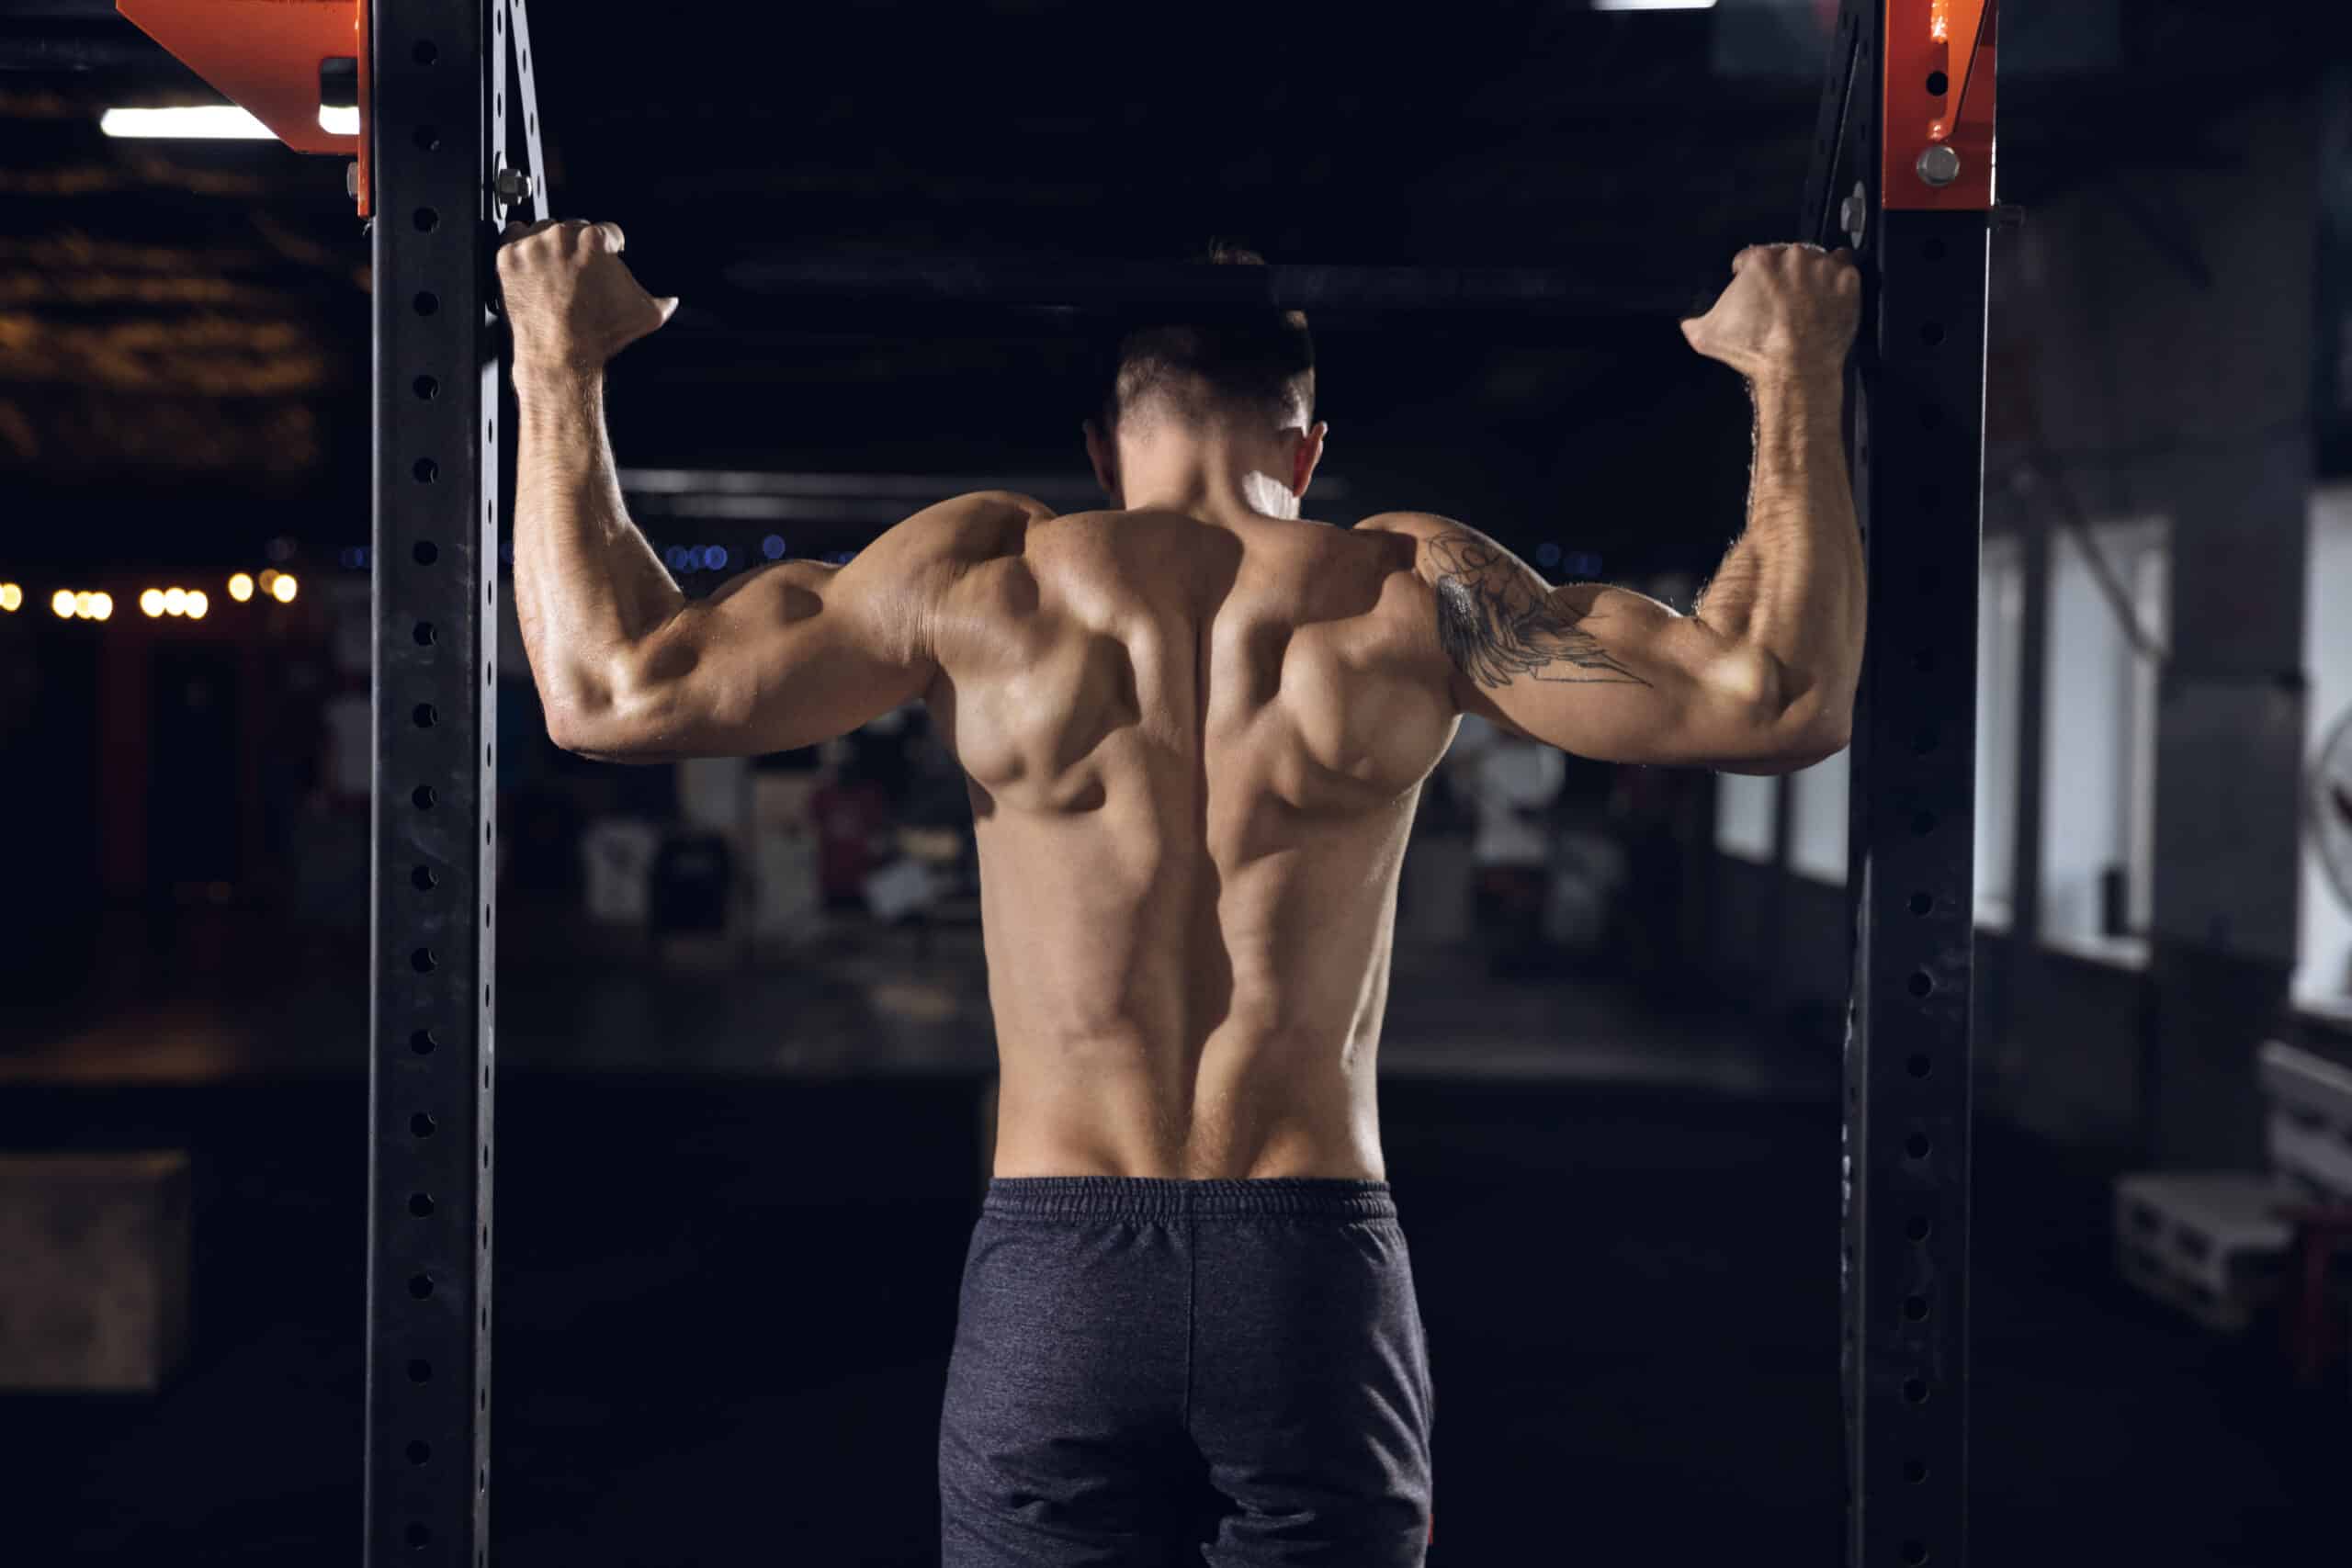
[[1098, 243, 1316, 435]]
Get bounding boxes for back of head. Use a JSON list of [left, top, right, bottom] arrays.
[[1099, 243, 1316, 440]]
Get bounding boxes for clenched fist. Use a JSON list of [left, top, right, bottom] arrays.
[[496, 219, 678, 377], [1679, 243, 1860, 385]]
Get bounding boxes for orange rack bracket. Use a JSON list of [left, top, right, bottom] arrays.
[[1883, 0, 1997, 211], [115, 0, 373, 216]]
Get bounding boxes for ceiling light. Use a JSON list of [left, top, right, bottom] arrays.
[[99, 105, 276, 140]]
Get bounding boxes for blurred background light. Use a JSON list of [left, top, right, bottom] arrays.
[[229, 573, 254, 604], [186, 590, 209, 620], [98, 104, 274, 140], [762, 535, 786, 560], [50, 590, 74, 618], [141, 589, 164, 618], [0, 583, 20, 614], [71, 592, 94, 618], [272, 575, 298, 604], [164, 588, 187, 617], [89, 592, 113, 622]]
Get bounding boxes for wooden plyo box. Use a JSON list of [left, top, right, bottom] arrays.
[[0, 1153, 193, 1393]]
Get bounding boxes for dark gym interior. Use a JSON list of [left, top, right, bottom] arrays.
[[1, 2, 2346, 1563]]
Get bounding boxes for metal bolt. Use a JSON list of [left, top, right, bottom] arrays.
[[1839, 181, 1868, 249], [1916, 144, 1962, 188], [493, 164, 537, 205]]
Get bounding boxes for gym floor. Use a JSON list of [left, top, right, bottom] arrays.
[[0, 915, 2335, 1564]]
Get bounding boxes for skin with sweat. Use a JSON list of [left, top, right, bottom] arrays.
[[496, 220, 1864, 1181]]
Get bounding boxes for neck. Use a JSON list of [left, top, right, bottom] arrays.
[[1114, 434, 1298, 525]]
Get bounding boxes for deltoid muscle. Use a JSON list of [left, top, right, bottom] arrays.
[[1425, 532, 1647, 690]]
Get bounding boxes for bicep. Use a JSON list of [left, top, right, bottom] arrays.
[[575, 493, 1023, 761], [568, 556, 922, 761], [1409, 521, 1788, 771]]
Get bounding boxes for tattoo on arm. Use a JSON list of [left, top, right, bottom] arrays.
[[1426, 531, 1649, 690]]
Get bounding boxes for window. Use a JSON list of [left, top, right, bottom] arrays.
[[1714, 773, 1778, 864], [2039, 517, 2168, 965], [1975, 535, 2024, 930], [2297, 487, 2352, 1012]]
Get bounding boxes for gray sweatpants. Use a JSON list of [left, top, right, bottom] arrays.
[[938, 1178, 1435, 1566]]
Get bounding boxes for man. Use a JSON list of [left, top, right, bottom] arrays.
[[497, 223, 1862, 1566]]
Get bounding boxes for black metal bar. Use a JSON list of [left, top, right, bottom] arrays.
[[723, 255, 1687, 318], [364, 1, 497, 1562], [1802, 0, 1871, 247], [1841, 200, 1986, 1568], [506, 0, 548, 222]]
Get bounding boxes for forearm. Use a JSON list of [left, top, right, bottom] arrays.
[[511, 367, 686, 721], [1691, 371, 1864, 740]]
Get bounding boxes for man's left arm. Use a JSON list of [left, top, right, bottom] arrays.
[[499, 219, 1023, 763]]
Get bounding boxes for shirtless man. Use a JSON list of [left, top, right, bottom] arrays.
[[498, 225, 1862, 1566]]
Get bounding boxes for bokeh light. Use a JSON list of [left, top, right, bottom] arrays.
[[229, 573, 254, 603], [186, 590, 209, 620], [141, 589, 164, 617], [51, 590, 74, 618], [272, 574, 299, 604], [89, 592, 113, 622], [164, 587, 187, 616], [0, 582, 21, 614]]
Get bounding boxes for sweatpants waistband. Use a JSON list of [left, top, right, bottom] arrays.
[[981, 1177, 1396, 1222]]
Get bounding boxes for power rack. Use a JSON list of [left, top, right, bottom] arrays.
[[113, 3, 1997, 1562]]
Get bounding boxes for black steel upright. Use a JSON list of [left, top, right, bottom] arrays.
[[1808, 4, 1990, 1565], [365, 1, 503, 1562]]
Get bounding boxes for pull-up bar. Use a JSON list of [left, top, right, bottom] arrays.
[[722, 256, 1689, 319]]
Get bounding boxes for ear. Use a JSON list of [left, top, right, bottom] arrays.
[[1290, 421, 1329, 500], [1082, 419, 1121, 504]]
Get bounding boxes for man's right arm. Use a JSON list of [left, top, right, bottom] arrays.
[[1374, 243, 1863, 777], [497, 220, 1034, 764]]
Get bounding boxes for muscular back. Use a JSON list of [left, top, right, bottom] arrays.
[[925, 507, 1462, 1180]]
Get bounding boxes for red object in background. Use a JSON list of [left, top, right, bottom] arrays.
[[2278, 1204, 2352, 1387], [1883, 0, 1997, 214], [810, 776, 892, 905], [116, 0, 374, 215]]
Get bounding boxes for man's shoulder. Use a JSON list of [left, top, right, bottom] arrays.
[[901, 490, 1056, 565], [1351, 510, 1466, 546]]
